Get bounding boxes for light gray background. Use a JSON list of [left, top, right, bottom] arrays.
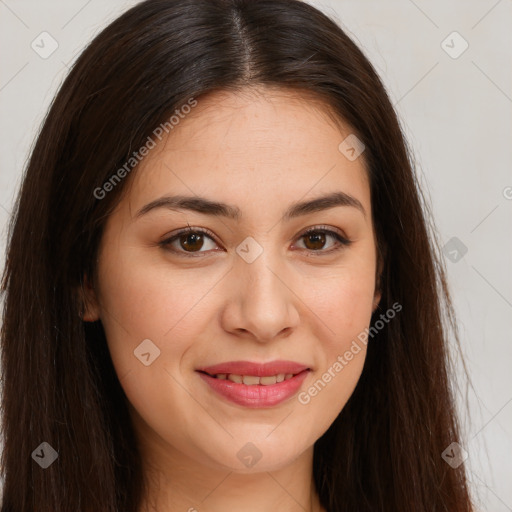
[[0, 0, 511, 509]]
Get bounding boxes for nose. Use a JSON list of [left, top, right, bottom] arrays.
[[220, 246, 300, 343]]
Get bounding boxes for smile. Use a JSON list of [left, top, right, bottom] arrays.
[[195, 360, 311, 408], [204, 372, 297, 385]]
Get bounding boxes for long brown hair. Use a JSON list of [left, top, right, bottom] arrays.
[[0, 0, 473, 510]]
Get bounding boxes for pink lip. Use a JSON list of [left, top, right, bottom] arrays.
[[198, 371, 309, 408], [196, 360, 311, 408]]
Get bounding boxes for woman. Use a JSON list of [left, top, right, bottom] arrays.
[[0, 0, 474, 510]]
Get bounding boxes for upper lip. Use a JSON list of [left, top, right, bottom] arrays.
[[197, 360, 310, 377]]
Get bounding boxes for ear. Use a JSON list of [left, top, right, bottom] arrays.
[[372, 245, 385, 312], [79, 273, 100, 322], [372, 288, 382, 312]]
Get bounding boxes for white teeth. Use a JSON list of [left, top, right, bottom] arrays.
[[217, 373, 295, 385], [242, 375, 260, 385]]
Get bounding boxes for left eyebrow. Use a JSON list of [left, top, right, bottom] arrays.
[[282, 191, 366, 221], [135, 191, 366, 221]]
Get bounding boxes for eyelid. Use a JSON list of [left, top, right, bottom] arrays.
[[297, 224, 350, 243], [169, 225, 218, 242], [159, 226, 220, 257], [292, 224, 352, 256]]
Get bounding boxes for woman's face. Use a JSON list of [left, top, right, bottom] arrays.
[[84, 87, 381, 473]]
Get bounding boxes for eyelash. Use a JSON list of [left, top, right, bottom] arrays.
[[159, 225, 352, 258]]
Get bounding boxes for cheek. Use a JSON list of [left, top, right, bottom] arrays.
[[312, 275, 373, 331], [294, 255, 375, 425], [94, 255, 223, 442], [306, 256, 377, 346], [295, 279, 373, 438], [95, 250, 224, 373]]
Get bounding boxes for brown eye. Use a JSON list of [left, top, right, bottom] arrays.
[[295, 227, 352, 255], [160, 227, 219, 256], [302, 231, 327, 251], [179, 232, 205, 252]]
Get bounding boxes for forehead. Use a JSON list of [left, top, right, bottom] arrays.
[[124, 86, 371, 222]]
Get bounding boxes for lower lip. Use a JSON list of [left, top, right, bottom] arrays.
[[198, 370, 310, 408]]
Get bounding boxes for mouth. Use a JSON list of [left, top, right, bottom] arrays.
[[198, 371, 300, 385], [195, 360, 311, 408]]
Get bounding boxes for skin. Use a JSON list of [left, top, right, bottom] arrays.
[[83, 86, 382, 512]]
